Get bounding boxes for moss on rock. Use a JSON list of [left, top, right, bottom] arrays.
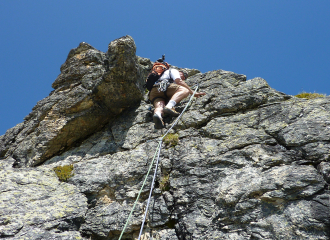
[[53, 164, 74, 182]]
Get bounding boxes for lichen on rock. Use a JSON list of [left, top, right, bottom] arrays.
[[0, 35, 330, 240]]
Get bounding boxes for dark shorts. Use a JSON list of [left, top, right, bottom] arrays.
[[149, 83, 181, 105]]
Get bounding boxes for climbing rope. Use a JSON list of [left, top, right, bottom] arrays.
[[119, 85, 199, 240], [137, 139, 162, 239]]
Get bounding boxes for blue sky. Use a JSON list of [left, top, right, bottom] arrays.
[[1, 1, 329, 135]]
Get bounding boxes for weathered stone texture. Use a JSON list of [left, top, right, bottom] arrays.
[[0, 36, 329, 239], [0, 35, 151, 168], [0, 159, 87, 239]]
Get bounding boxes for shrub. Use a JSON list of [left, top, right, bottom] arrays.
[[163, 133, 179, 147], [53, 164, 74, 182], [295, 92, 325, 99]]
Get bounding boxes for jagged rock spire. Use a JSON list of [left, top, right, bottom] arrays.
[[0, 36, 152, 167]]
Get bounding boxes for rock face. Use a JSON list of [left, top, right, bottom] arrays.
[[0, 36, 151, 168], [1, 36, 329, 240]]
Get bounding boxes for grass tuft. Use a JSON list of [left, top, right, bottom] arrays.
[[159, 174, 170, 192], [163, 133, 179, 147], [295, 92, 325, 99]]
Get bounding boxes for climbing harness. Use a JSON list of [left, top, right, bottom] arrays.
[[156, 78, 171, 92], [118, 85, 199, 240]]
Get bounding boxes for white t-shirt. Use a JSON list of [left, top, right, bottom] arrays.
[[157, 68, 180, 83]]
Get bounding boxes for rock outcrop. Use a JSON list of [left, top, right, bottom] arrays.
[[0, 36, 151, 168], [0, 36, 329, 240]]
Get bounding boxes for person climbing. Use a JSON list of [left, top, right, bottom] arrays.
[[147, 57, 206, 129]]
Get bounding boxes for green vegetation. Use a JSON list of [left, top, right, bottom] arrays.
[[159, 174, 170, 192], [295, 92, 325, 99], [163, 133, 179, 147], [53, 164, 74, 182]]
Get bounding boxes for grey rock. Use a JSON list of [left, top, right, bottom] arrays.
[[81, 201, 143, 238], [1, 36, 330, 239], [0, 166, 87, 239], [318, 162, 330, 183], [152, 229, 178, 240], [10, 227, 86, 240], [0, 36, 150, 167]]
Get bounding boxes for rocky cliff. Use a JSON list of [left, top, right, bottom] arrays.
[[0, 35, 329, 240]]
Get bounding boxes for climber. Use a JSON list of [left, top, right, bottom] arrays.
[[148, 64, 206, 129]]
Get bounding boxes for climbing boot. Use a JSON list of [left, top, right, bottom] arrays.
[[163, 107, 180, 117], [153, 114, 165, 129]]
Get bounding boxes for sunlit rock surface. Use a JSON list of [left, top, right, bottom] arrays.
[[1, 36, 329, 240]]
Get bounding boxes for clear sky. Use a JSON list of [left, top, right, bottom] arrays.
[[1, 1, 329, 135]]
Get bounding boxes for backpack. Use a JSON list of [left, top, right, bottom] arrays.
[[144, 61, 170, 91]]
